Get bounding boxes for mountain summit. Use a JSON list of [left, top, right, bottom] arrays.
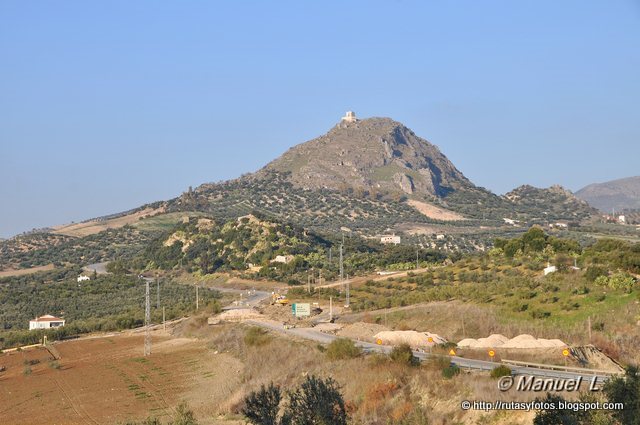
[[259, 113, 475, 199]]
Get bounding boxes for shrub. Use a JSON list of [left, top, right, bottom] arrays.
[[390, 344, 419, 366], [244, 327, 272, 347], [490, 365, 512, 379], [326, 338, 361, 360], [23, 365, 32, 376], [283, 375, 347, 425], [442, 364, 461, 379], [242, 383, 281, 425], [584, 266, 608, 282]]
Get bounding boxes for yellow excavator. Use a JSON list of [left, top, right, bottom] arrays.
[[272, 293, 289, 305]]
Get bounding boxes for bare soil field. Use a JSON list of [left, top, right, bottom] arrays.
[[406, 199, 466, 221], [0, 330, 241, 425], [52, 207, 165, 237], [0, 263, 55, 278]]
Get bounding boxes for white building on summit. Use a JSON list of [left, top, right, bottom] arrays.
[[341, 111, 357, 123]]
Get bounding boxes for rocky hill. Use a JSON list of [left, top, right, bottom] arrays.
[[575, 176, 640, 212], [259, 116, 475, 198], [504, 184, 598, 223]]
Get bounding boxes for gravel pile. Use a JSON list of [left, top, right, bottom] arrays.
[[458, 333, 567, 349], [373, 330, 448, 348]]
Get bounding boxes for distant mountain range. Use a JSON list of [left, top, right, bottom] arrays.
[[575, 176, 640, 212]]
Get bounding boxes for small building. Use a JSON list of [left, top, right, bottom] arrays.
[[341, 111, 357, 123], [271, 255, 295, 264], [502, 218, 518, 226], [549, 222, 569, 229], [77, 275, 91, 282], [543, 265, 557, 276], [436, 234, 445, 240], [618, 215, 626, 224], [29, 315, 65, 331], [380, 235, 401, 245]]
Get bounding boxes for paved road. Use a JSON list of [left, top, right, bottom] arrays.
[[247, 320, 616, 385], [214, 287, 271, 310]]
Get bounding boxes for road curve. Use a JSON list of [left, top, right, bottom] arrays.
[[246, 320, 616, 385]]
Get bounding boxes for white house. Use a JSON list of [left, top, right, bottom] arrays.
[[618, 215, 626, 224], [29, 315, 65, 331], [271, 255, 295, 264], [380, 235, 401, 245], [77, 275, 91, 282], [543, 265, 557, 276], [341, 111, 357, 123], [436, 234, 445, 240]]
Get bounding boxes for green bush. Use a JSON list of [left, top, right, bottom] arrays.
[[490, 365, 512, 379], [390, 344, 419, 366], [442, 364, 461, 379], [325, 338, 361, 360], [244, 327, 272, 347]]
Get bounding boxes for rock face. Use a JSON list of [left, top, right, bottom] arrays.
[[258, 117, 475, 199], [575, 176, 640, 212]]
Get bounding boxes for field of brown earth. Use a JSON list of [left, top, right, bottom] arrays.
[[0, 330, 243, 425], [406, 199, 466, 221], [51, 207, 164, 237], [0, 263, 55, 278]]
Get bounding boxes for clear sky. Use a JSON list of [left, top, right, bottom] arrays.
[[1, 1, 639, 238]]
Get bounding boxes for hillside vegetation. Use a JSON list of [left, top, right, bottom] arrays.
[[128, 214, 447, 284], [0, 268, 220, 349]]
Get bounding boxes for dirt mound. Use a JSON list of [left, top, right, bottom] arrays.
[[337, 322, 389, 342], [458, 334, 508, 348], [208, 308, 263, 324], [373, 330, 447, 348], [570, 345, 624, 373], [458, 334, 567, 349]]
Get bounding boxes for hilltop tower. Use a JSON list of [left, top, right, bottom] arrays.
[[341, 111, 357, 123]]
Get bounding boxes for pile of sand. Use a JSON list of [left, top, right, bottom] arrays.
[[208, 308, 262, 324], [458, 334, 566, 349], [373, 330, 448, 348], [458, 334, 509, 348], [337, 322, 389, 341]]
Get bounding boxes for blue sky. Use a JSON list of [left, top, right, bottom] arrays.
[[1, 1, 639, 237]]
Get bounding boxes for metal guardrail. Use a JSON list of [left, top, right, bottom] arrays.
[[502, 359, 623, 376]]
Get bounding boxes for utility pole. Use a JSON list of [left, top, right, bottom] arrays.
[[345, 274, 350, 308], [156, 278, 160, 310], [307, 273, 311, 293], [339, 244, 344, 282], [329, 247, 332, 264], [162, 306, 166, 331], [196, 285, 199, 311], [144, 279, 151, 356], [329, 296, 333, 321], [416, 247, 419, 269]]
